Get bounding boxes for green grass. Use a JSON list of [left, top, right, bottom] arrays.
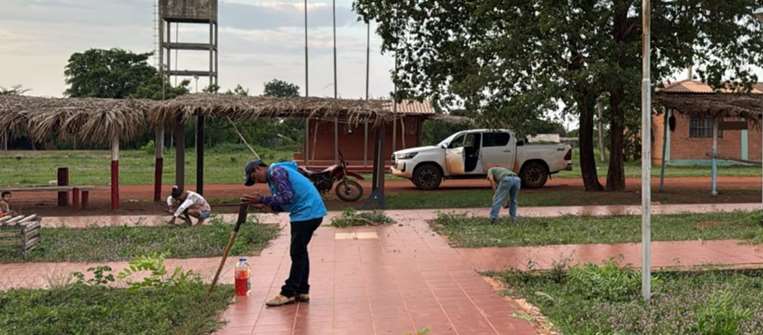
[[330, 208, 394, 228], [0, 146, 293, 187], [498, 264, 763, 334], [433, 211, 763, 248], [0, 283, 232, 335], [0, 216, 280, 262]]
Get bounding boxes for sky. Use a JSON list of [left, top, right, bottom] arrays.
[[0, 0, 394, 98]]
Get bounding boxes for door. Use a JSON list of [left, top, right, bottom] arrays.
[[480, 132, 514, 171], [445, 133, 466, 175], [463, 132, 482, 173]]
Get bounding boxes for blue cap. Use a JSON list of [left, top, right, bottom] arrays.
[[244, 160, 266, 186]]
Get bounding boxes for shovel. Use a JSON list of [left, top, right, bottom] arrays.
[[207, 203, 249, 297]]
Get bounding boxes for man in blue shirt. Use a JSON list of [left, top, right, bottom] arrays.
[[242, 159, 327, 307]]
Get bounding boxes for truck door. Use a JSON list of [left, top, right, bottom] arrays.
[[480, 131, 515, 171], [445, 133, 466, 175]]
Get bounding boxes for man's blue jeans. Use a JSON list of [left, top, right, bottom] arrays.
[[490, 176, 521, 221]]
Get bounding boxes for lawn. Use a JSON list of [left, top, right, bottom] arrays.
[[0, 148, 759, 187], [499, 263, 763, 334], [0, 278, 232, 335], [433, 211, 763, 248], [0, 216, 279, 262]]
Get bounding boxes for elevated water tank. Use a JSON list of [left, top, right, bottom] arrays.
[[160, 0, 217, 23]]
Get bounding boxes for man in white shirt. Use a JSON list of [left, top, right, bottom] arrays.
[[166, 185, 212, 226]]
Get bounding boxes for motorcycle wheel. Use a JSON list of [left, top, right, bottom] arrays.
[[335, 179, 364, 202]]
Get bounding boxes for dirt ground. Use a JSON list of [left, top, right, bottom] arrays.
[[7, 176, 762, 217]]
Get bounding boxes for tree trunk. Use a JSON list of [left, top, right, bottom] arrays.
[[606, 87, 626, 191], [578, 92, 604, 191]]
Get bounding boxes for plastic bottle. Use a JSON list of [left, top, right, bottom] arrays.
[[234, 258, 251, 296]]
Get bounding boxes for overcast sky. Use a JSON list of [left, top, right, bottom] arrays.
[[0, 0, 395, 98]]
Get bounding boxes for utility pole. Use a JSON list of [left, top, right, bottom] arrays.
[[640, 0, 653, 302]]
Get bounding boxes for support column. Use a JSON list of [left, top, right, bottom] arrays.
[[111, 136, 120, 210], [741, 129, 749, 161], [175, 117, 185, 191], [363, 120, 369, 166], [154, 127, 164, 202], [711, 117, 719, 196], [196, 114, 205, 195], [363, 122, 386, 209], [658, 110, 669, 193], [334, 117, 339, 162], [305, 118, 310, 167]]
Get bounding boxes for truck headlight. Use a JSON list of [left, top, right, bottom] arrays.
[[396, 152, 418, 160]]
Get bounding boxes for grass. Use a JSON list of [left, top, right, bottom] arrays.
[[0, 281, 232, 335], [330, 208, 394, 228], [498, 263, 763, 334], [0, 216, 280, 262], [433, 211, 763, 248], [0, 147, 759, 188]]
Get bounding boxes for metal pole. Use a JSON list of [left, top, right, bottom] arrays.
[[175, 117, 185, 191], [640, 0, 652, 302], [332, 0, 337, 100], [196, 114, 204, 195], [154, 126, 164, 202], [305, 0, 309, 97], [366, 22, 371, 100], [659, 109, 669, 192], [712, 117, 719, 196]]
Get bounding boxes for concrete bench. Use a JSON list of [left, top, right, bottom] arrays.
[[0, 186, 95, 209]]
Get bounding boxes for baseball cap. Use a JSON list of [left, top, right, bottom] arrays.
[[244, 159, 267, 186]]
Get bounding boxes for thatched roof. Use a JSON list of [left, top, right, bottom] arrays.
[[0, 95, 151, 144], [655, 80, 763, 121], [148, 94, 416, 128]]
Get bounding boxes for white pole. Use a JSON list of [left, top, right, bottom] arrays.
[[712, 117, 719, 196], [304, 0, 309, 97], [640, 0, 652, 302]]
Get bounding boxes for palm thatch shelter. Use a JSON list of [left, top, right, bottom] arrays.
[[654, 80, 763, 196], [0, 94, 404, 210]]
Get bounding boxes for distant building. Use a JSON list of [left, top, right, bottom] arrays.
[[653, 80, 763, 165]]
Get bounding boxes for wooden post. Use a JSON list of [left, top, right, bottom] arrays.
[[175, 117, 185, 191], [57, 167, 69, 207], [111, 136, 120, 210], [196, 114, 205, 195], [363, 121, 386, 209], [363, 120, 369, 166], [392, 115, 397, 152], [658, 109, 669, 193], [711, 117, 719, 196], [154, 126, 164, 202], [304, 118, 310, 167], [334, 117, 339, 163]]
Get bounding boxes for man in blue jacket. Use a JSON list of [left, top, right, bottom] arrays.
[[242, 159, 327, 307]]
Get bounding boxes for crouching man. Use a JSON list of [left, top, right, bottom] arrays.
[[242, 160, 327, 307], [167, 185, 212, 226], [487, 167, 521, 223]]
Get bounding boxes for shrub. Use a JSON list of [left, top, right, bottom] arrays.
[[693, 291, 752, 335], [140, 140, 155, 155], [567, 261, 643, 302], [331, 208, 394, 228]]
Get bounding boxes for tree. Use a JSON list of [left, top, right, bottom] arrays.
[[0, 85, 29, 96], [355, 1, 763, 191], [264, 79, 300, 98], [64, 49, 155, 98]]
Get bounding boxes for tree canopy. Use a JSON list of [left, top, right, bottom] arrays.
[[354, 0, 763, 191], [263, 79, 301, 98]]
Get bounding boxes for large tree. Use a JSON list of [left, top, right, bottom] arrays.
[[64, 48, 188, 100], [263, 79, 301, 98], [355, 0, 763, 191]]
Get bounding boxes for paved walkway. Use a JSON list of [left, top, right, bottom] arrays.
[[39, 202, 761, 228]]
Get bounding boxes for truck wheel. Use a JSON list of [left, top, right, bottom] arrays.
[[520, 161, 549, 189], [412, 164, 443, 190]]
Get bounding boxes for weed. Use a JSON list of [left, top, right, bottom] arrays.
[[693, 291, 752, 335], [331, 208, 394, 228]]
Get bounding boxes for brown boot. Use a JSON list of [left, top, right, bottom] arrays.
[[265, 294, 296, 307]]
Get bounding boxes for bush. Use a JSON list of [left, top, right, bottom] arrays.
[[693, 291, 752, 335], [140, 140, 155, 155], [566, 261, 643, 302], [331, 208, 394, 228]]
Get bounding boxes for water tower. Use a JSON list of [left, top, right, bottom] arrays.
[[158, 0, 218, 89], [156, 0, 218, 197]]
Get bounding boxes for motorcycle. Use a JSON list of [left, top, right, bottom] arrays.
[[298, 151, 364, 202]]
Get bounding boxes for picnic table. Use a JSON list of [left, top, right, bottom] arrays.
[[0, 186, 96, 209]]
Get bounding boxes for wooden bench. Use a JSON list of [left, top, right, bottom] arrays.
[[0, 186, 95, 209], [0, 214, 41, 257]]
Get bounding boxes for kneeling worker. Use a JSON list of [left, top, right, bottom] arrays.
[[167, 185, 212, 226], [242, 159, 327, 307], [487, 166, 521, 223]]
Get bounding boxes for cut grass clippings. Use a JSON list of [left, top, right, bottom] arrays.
[[0, 216, 279, 263], [433, 211, 763, 248], [331, 208, 394, 228], [0, 282, 232, 335], [498, 262, 763, 334]]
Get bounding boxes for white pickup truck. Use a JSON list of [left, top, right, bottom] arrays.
[[391, 129, 573, 190]]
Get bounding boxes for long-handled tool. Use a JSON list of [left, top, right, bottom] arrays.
[[208, 203, 249, 296]]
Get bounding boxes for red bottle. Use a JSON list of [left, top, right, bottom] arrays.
[[234, 258, 251, 296]]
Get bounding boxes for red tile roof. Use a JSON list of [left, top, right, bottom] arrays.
[[660, 80, 763, 94]]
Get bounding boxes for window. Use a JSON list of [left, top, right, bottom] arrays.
[[689, 116, 722, 138], [448, 134, 465, 148], [482, 132, 511, 147]]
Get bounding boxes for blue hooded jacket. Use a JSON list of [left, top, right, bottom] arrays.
[[267, 161, 327, 222]]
